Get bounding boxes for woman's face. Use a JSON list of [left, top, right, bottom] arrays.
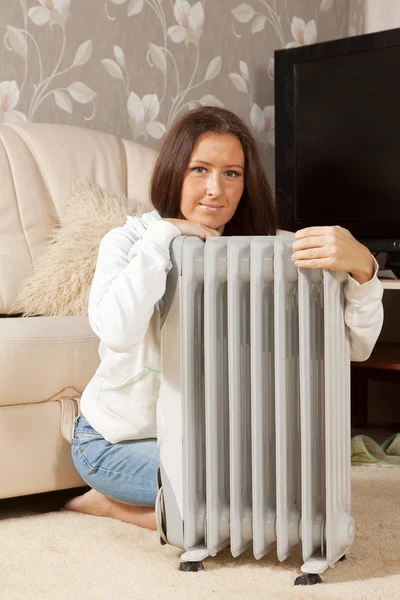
[[179, 132, 245, 233]]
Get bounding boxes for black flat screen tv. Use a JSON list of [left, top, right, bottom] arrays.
[[274, 27, 400, 252]]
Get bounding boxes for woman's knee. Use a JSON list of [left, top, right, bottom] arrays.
[[72, 444, 159, 506], [71, 425, 160, 507]]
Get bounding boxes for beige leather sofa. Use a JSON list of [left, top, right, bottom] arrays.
[[0, 122, 157, 500]]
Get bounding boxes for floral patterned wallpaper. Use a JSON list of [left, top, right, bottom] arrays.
[[1, 0, 363, 180]]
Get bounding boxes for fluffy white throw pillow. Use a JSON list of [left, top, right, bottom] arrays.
[[11, 179, 151, 317]]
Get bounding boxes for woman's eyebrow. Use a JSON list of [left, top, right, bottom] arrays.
[[189, 159, 244, 169]]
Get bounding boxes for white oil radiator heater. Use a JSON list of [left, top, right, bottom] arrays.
[[155, 236, 354, 586]]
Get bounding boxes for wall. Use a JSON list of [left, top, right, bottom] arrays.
[[363, 0, 400, 32], [0, 0, 352, 184]]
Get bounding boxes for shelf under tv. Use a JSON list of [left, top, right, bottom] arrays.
[[380, 279, 400, 290]]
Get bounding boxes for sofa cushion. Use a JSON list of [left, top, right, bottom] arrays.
[[0, 401, 85, 498], [0, 123, 157, 314], [0, 315, 100, 407], [10, 179, 143, 317]]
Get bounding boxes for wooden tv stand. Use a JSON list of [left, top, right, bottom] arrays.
[[379, 279, 400, 290]]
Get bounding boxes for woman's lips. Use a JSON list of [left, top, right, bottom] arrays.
[[199, 203, 223, 212]]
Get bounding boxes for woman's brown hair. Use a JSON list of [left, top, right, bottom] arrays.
[[150, 106, 277, 235]]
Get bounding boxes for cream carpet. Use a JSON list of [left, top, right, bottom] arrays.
[[1, 466, 399, 600]]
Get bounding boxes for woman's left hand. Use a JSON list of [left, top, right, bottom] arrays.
[[292, 226, 375, 284]]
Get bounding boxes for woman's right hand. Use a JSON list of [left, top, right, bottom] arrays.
[[161, 218, 221, 240]]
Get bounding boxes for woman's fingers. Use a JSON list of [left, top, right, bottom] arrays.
[[292, 257, 334, 269], [197, 224, 221, 239], [292, 247, 330, 261], [161, 218, 220, 239], [293, 225, 347, 271], [294, 226, 339, 240], [292, 225, 374, 282], [292, 236, 330, 252]]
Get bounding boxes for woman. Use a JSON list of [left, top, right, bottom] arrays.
[[65, 106, 383, 530]]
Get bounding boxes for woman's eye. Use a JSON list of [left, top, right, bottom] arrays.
[[192, 166, 206, 174], [226, 170, 241, 178]]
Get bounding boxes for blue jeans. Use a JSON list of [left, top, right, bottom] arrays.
[[70, 415, 160, 507]]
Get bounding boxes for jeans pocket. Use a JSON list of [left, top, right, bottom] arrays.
[[71, 415, 100, 446]]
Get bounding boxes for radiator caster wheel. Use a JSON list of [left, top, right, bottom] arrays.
[[179, 561, 204, 572], [339, 554, 346, 561], [294, 573, 322, 586]]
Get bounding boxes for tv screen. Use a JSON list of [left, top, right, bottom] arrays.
[[275, 27, 400, 251]]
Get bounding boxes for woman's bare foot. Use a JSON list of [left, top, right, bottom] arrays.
[[64, 489, 112, 517], [64, 489, 157, 530]]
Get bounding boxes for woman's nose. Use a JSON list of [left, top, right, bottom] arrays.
[[206, 173, 223, 196]]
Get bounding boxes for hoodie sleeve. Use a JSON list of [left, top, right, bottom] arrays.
[[88, 218, 181, 353], [344, 257, 384, 362]]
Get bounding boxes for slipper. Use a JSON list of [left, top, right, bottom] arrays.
[[381, 433, 400, 457], [351, 434, 400, 467]]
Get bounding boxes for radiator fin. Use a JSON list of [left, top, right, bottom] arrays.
[[228, 237, 253, 557], [250, 238, 277, 559], [204, 238, 230, 555], [324, 272, 354, 564]]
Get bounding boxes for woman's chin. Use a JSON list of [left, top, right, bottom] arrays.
[[204, 218, 225, 232], [193, 211, 226, 231]]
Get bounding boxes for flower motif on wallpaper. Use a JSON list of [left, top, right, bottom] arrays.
[[286, 17, 317, 48], [231, 0, 334, 47], [231, 2, 323, 48], [0, 80, 27, 123], [104, 0, 145, 21], [267, 58, 274, 81], [3, 1, 96, 122], [28, 0, 71, 29], [168, 1, 204, 45], [102, 0, 223, 141], [231, 3, 285, 45], [229, 61, 274, 149], [229, 0, 335, 146], [250, 103, 275, 147], [127, 92, 166, 140], [101, 45, 128, 84]]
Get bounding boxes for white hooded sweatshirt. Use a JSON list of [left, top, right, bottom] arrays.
[[80, 210, 384, 444]]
